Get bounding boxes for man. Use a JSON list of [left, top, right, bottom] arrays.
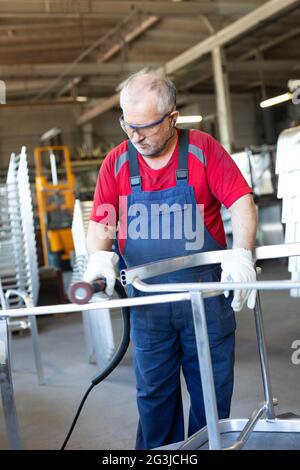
[[84, 72, 257, 449]]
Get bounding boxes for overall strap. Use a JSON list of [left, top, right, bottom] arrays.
[[128, 139, 141, 187], [176, 129, 189, 181]]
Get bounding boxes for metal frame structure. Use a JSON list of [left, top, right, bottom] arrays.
[[5, 147, 39, 306], [1, 243, 300, 449], [71, 199, 115, 368], [276, 126, 300, 298], [0, 147, 44, 386], [0, 316, 22, 450]]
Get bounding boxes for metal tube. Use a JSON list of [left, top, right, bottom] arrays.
[[1, 292, 192, 318], [0, 317, 22, 449], [133, 278, 300, 293], [5, 289, 45, 385], [121, 243, 300, 285], [253, 292, 276, 419], [49, 151, 58, 186], [0, 279, 8, 309], [225, 401, 267, 450], [28, 316, 45, 386], [189, 291, 221, 450], [4, 277, 300, 318], [0, 281, 14, 374]]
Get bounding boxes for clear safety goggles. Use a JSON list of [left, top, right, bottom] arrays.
[[119, 112, 171, 138]]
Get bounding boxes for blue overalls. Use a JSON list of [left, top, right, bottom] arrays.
[[119, 130, 236, 450]]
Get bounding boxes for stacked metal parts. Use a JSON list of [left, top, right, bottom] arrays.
[[6, 147, 40, 305], [71, 199, 115, 369], [230, 145, 277, 197], [0, 146, 44, 383], [223, 146, 278, 245], [276, 125, 300, 297]]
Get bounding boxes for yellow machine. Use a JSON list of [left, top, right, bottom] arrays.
[[34, 145, 75, 268]]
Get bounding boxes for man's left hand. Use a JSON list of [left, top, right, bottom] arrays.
[[221, 248, 257, 312]]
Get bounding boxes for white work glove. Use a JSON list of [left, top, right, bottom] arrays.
[[83, 250, 119, 297], [221, 248, 256, 312]]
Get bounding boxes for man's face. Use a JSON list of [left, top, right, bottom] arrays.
[[122, 96, 178, 157]]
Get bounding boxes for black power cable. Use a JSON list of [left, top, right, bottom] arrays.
[[61, 280, 130, 450]]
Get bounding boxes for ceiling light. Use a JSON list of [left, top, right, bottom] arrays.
[[177, 115, 203, 124], [76, 96, 88, 102], [260, 92, 293, 108]]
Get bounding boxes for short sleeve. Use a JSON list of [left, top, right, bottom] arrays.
[[90, 152, 119, 225], [205, 135, 252, 208]]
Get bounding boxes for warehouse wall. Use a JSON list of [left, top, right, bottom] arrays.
[[0, 104, 80, 169], [91, 110, 124, 152]]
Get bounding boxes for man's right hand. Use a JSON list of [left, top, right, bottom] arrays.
[[83, 250, 119, 297]]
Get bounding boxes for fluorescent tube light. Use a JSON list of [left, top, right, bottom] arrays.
[[76, 96, 88, 102], [177, 115, 203, 124], [260, 92, 293, 108]]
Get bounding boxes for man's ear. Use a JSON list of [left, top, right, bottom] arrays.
[[171, 111, 179, 125]]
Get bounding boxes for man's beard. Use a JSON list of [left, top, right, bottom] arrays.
[[132, 126, 176, 158]]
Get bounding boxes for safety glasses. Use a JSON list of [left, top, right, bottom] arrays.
[[119, 112, 171, 138]]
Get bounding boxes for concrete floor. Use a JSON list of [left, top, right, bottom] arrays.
[[0, 260, 300, 450]]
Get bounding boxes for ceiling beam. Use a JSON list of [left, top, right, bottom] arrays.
[[181, 59, 300, 81], [5, 80, 54, 96], [179, 57, 300, 91], [0, 31, 109, 46], [245, 78, 299, 89], [0, 1, 262, 19], [95, 16, 159, 62], [182, 21, 300, 91], [77, 94, 120, 125], [77, 0, 300, 125], [0, 99, 83, 108], [0, 20, 114, 32], [236, 23, 300, 60], [5, 80, 120, 97], [128, 42, 188, 55], [0, 40, 102, 53], [29, 11, 137, 103], [0, 24, 109, 36], [0, 17, 159, 52], [157, 0, 300, 76], [0, 62, 160, 79], [228, 59, 300, 72]]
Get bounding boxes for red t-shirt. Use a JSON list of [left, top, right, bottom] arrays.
[[90, 129, 252, 247]]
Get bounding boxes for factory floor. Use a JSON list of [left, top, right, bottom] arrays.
[[0, 260, 300, 450]]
